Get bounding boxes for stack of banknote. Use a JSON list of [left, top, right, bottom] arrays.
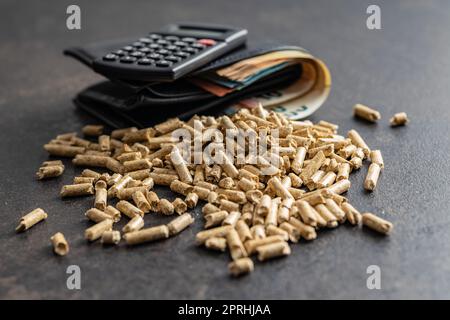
[[190, 50, 331, 119]]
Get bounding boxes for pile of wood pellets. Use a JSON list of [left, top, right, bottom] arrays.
[[16, 103, 408, 276]]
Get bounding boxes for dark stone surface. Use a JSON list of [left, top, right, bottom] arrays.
[[1, 0, 449, 299]]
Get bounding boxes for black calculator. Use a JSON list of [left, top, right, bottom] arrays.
[[93, 23, 247, 82]]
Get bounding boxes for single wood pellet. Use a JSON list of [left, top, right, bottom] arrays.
[[81, 168, 101, 180], [341, 202, 362, 225], [167, 213, 195, 236], [362, 213, 393, 235], [350, 157, 363, 170], [205, 237, 227, 251], [324, 198, 346, 223], [16, 208, 48, 232], [228, 258, 254, 276], [280, 222, 301, 243], [85, 208, 113, 223], [289, 217, 317, 240], [315, 204, 338, 228], [390, 112, 409, 126], [170, 146, 193, 184], [256, 241, 291, 261], [98, 135, 110, 151], [101, 230, 121, 245], [94, 180, 107, 210], [124, 225, 169, 245], [36, 162, 64, 180], [72, 154, 109, 168], [370, 150, 384, 168], [82, 124, 104, 136], [116, 200, 144, 218], [111, 127, 137, 139], [85, 219, 113, 241], [104, 205, 121, 222], [235, 220, 253, 242], [185, 192, 199, 209], [50, 232, 69, 256], [353, 103, 381, 122], [73, 176, 95, 184], [172, 198, 188, 215], [336, 163, 350, 181], [226, 229, 247, 260], [158, 199, 175, 215], [60, 183, 94, 198], [132, 191, 151, 213], [123, 159, 152, 173], [328, 179, 351, 194], [348, 129, 370, 157], [266, 225, 289, 241], [44, 144, 85, 157], [296, 200, 317, 227], [122, 215, 144, 233], [205, 210, 228, 228], [118, 185, 149, 201], [364, 163, 382, 191]]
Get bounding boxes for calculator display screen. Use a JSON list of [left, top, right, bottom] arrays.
[[177, 27, 226, 38]]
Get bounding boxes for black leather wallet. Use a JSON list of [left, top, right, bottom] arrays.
[[65, 40, 329, 128]]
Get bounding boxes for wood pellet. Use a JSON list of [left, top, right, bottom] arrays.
[[16, 208, 48, 232], [122, 215, 144, 233], [26, 105, 397, 277], [353, 103, 381, 122], [50, 232, 69, 256], [85, 219, 113, 241], [101, 230, 121, 245], [390, 112, 409, 126], [36, 160, 64, 180], [124, 225, 169, 245]]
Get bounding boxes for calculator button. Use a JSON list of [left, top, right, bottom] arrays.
[[122, 46, 134, 51], [173, 41, 188, 47], [183, 47, 198, 54], [137, 58, 154, 65], [165, 55, 181, 62], [157, 49, 170, 55], [174, 51, 190, 58], [139, 38, 153, 44], [156, 60, 172, 67], [181, 37, 196, 43], [139, 47, 152, 54], [130, 51, 145, 57], [132, 42, 145, 48], [147, 53, 161, 60], [149, 34, 162, 39], [191, 43, 205, 50], [156, 39, 169, 45], [166, 45, 178, 51], [198, 39, 216, 46], [120, 56, 137, 63], [113, 50, 126, 56], [103, 54, 118, 61], [165, 36, 179, 41], [148, 43, 160, 49]]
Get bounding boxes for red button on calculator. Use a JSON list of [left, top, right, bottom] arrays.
[[198, 39, 216, 46]]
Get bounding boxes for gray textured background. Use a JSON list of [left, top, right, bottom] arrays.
[[1, 0, 449, 299]]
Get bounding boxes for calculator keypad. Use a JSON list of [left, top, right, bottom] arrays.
[[102, 33, 218, 68]]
